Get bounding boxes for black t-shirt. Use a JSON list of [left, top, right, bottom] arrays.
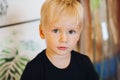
[[20, 49, 99, 80]]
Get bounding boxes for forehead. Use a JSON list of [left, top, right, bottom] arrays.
[[49, 15, 80, 28]]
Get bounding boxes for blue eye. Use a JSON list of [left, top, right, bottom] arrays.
[[52, 29, 59, 33], [69, 30, 76, 34]]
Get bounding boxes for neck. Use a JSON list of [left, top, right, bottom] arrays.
[[45, 49, 71, 69]]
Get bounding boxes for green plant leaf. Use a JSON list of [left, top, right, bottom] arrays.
[[0, 48, 30, 80]]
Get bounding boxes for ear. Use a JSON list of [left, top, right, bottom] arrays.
[[39, 24, 45, 39]]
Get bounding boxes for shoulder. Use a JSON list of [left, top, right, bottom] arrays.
[[71, 50, 94, 68], [71, 50, 90, 61], [72, 51, 99, 79], [23, 49, 46, 72], [20, 50, 46, 80], [20, 50, 45, 80], [27, 49, 46, 67]]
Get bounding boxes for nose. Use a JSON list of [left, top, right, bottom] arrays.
[[59, 33, 68, 43]]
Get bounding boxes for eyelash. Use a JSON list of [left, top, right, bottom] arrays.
[[69, 30, 76, 34], [52, 29, 59, 33], [51, 29, 76, 34]]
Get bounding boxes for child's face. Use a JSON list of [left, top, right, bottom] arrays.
[[41, 15, 82, 55]]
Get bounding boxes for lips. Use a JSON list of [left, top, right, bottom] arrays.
[[57, 47, 68, 50]]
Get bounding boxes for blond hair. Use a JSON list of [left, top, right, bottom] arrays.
[[40, 0, 84, 27]]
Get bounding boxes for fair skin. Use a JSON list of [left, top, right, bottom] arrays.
[[40, 15, 82, 69]]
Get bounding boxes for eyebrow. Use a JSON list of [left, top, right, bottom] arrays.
[[49, 26, 80, 31], [51, 24, 80, 28]]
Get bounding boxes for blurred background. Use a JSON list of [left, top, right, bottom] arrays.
[[0, 0, 120, 80]]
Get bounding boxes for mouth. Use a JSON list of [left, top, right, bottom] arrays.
[[57, 47, 68, 50]]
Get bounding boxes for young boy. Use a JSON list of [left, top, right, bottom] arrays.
[[20, 0, 99, 80]]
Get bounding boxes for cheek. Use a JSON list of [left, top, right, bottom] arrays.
[[77, 36, 80, 42], [45, 34, 57, 43], [76, 32, 81, 41], [74, 34, 80, 41], [70, 36, 79, 44]]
